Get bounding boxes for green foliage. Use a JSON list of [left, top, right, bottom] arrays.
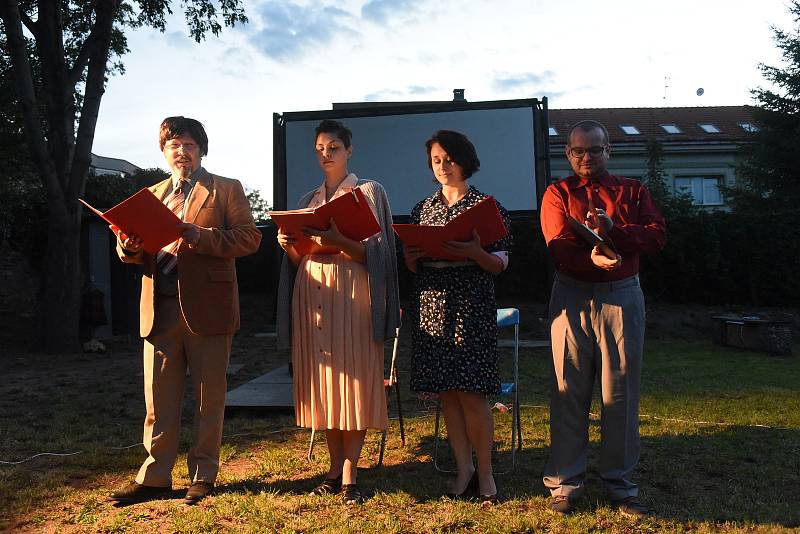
[[719, 1, 800, 305], [639, 138, 726, 303], [132, 166, 170, 188], [246, 188, 271, 224]]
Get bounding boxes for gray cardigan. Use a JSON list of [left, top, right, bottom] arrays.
[[276, 179, 401, 349]]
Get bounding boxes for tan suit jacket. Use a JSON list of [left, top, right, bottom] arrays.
[[117, 170, 262, 337]]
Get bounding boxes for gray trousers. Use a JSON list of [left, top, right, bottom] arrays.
[[543, 272, 645, 500]]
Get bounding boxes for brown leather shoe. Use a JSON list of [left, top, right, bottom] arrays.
[[613, 496, 650, 518], [548, 494, 577, 515], [183, 481, 214, 505], [109, 482, 170, 503]]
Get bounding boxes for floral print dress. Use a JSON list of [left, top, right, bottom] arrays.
[[408, 186, 513, 395]]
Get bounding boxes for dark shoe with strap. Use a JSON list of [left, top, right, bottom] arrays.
[[310, 474, 342, 495], [445, 471, 478, 500], [613, 496, 650, 518], [183, 481, 214, 505], [479, 493, 500, 506], [548, 494, 577, 515], [109, 482, 170, 504], [342, 483, 363, 505]]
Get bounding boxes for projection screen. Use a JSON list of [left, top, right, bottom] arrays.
[[275, 99, 546, 215]]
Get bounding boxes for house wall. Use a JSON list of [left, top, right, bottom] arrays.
[[547, 143, 740, 208]]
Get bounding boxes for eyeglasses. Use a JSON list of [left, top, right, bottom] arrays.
[[568, 145, 607, 158]]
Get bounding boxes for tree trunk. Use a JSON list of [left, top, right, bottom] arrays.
[[39, 197, 82, 352]]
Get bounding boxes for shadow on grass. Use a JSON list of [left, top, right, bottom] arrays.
[[639, 424, 800, 527]]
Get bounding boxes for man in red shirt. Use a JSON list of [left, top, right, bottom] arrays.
[[540, 120, 666, 517]]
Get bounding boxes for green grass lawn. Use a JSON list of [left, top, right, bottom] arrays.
[[1, 334, 799, 533]]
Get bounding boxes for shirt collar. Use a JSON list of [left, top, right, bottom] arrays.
[[310, 173, 359, 206], [567, 170, 613, 190], [171, 166, 204, 190], [433, 184, 475, 207]]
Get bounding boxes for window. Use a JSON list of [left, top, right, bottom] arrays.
[[548, 127, 559, 136], [698, 123, 721, 133], [660, 124, 682, 134], [674, 176, 724, 205], [619, 125, 641, 135], [739, 122, 759, 132]]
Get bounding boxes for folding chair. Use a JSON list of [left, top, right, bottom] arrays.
[[307, 322, 405, 467], [433, 307, 522, 473]]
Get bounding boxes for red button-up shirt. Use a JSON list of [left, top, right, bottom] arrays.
[[540, 171, 666, 282]]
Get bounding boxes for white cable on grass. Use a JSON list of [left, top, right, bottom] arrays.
[[0, 451, 83, 465], [2, 408, 794, 465]]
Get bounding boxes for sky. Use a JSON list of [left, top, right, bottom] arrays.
[[91, 0, 796, 203]]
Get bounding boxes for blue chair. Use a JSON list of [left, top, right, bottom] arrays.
[[433, 307, 522, 473]]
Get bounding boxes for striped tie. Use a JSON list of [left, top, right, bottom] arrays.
[[156, 180, 186, 274]]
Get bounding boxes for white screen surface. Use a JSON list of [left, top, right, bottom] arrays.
[[283, 106, 537, 214]]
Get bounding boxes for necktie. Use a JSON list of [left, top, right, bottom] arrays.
[[156, 180, 186, 274]]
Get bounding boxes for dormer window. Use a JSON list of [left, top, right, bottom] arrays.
[[739, 122, 759, 132], [619, 125, 641, 135], [660, 124, 682, 134], [698, 123, 721, 133]]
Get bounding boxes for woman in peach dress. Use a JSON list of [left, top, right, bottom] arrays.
[[276, 119, 400, 504]]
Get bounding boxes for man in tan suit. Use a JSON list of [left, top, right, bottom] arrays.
[[110, 116, 262, 505]]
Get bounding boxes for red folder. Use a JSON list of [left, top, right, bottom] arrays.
[[392, 196, 508, 260], [79, 188, 182, 255], [269, 187, 381, 256]]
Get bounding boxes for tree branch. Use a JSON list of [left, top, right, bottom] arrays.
[[67, 29, 98, 88], [69, 0, 120, 199], [0, 0, 60, 201], [19, 9, 38, 38]]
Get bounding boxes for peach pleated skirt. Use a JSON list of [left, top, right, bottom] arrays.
[[291, 254, 388, 431]]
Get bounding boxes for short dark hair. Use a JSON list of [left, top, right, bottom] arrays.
[[159, 116, 208, 156], [425, 130, 480, 178], [315, 119, 352, 148], [568, 120, 610, 146]]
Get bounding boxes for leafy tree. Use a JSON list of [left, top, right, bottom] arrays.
[[0, 33, 46, 264], [640, 138, 728, 303], [246, 188, 270, 224], [0, 1, 247, 351], [132, 167, 170, 189], [722, 1, 800, 304]]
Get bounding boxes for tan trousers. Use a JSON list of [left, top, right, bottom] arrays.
[[135, 296, 232, 487], [543, 273, 645, 501]]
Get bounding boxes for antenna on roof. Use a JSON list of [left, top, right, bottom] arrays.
[[663, 75, 670, 106]]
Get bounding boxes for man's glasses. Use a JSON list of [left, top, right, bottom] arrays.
[[568, 145, 607, 158]]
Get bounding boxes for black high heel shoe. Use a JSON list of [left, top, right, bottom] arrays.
[[445, 471, 478, 499]]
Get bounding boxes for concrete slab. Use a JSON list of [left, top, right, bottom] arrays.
[[498, 339, 550, 349], [225, 364, 294, 411], [227, 363, 244, 375]]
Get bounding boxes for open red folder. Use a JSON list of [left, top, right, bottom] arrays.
[[79, 188, 182, 255], [392, 196, 508, 261], [269, 187, 381, 256]]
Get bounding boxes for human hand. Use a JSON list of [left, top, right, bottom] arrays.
[[590, 246, 622, 271], [303, 218, 344, 249], [276, 229, 297, 250], [112, 225, 143, 253], [177, 222, 202, 247], [442, 229, 482, 260], [403, 244, 426, 273], [585, 208, 613, 235]]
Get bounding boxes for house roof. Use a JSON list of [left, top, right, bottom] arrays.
[[90, 153, 141, 176], [548, 106, 757, 145]]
